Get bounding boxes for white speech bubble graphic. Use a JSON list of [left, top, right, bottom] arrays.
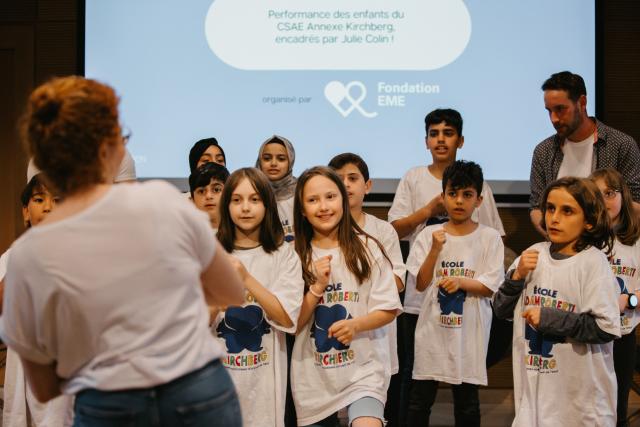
[[204, 0, 471, 70]]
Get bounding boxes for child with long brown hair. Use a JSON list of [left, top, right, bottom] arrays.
[[494, 176, 620, 426], [590, 168, 640, 427], [290, 166, 402, 427], [215, 167, 304, 427]]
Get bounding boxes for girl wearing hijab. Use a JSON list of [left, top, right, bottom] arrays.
[[257, 135, 297, 242]]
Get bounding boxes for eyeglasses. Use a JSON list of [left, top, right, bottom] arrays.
[[121, 127, 132, 145], [602, 189, 620, 200]]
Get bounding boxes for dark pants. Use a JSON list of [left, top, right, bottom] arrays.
[[73, 360, 241, 427], [285, 333, 297, 427], [385, 372, 402, 426], [406, 380, 480, 427], [398, 313, 419, 426], [614, 328, 637, 427], [486, 312, 513, 368]]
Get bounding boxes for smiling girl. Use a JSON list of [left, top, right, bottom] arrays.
[[494, 177, 620, 426], [290, 166, 402, 427], [215, 168, 304, 427]]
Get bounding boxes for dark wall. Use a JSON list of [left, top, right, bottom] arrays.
[[1, 1, 639, 254], [0, 0, 79, 252]]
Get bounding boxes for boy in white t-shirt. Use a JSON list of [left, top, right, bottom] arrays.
[[405, 161, 504, 427], [388, 109, 505, 422], [2, 174, 74, 427], [188, 161, 230, 232], [329, 152, 406, 425]]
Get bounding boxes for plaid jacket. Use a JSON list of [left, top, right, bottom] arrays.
[[529, 119, 640, 209]]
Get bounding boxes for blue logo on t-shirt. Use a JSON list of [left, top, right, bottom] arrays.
[[524, 324, 564, 358], [217, 305, 271, 354], [616, 276, 628, 294], [311, 305, 352, 353], [438, 288, 466, 316]]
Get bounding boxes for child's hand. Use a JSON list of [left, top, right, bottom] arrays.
[[522, 307, 541, 328], [426, 194, 446, 217], [431, 229, 447, 253], [328, 318, 359, 345], [313, 255, 333, 288], [513, 250, 539, 280], [439, 277, 461, 293], [229, 257, 249, 281]]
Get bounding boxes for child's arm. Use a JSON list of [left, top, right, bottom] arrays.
[[392, 194, 445, 239], [231, 258, 293, 329], [493, 272, 526, 320], [296, 255, 332, 333], [522, 261, 621, 344], [328, 310, 396, 346], [493, 250, 538, 319], [522, 308, 618, 344], [394, 275, 405, 292], [440, 277, 493, 297], [415, 230, 445, 292]]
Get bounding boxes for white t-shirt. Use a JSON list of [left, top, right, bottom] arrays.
[[556, 133, 595, 179], [291, 239, 403, 426], [277, 196, 295, 243], [1, 248, 75, 427], [406, 224, 504, 385], [388, 166, 505, 314], [213, 243, 303, 427], [510, 243, 619, 427], [362, 213, 406, 375], [610, 239, 640, 335], [0, 181, 222, 394]]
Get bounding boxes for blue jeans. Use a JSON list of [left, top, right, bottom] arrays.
[[73, 360, 241, 427]]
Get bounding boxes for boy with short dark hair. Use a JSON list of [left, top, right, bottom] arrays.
[[188, 162, 230, 231], [2, 173, 73, 425], [329, 152, 405, 426], [405, 160, 504, 427], [388, 109, 505, 422]]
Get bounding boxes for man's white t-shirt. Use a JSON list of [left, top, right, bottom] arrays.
[[388, 166, 505, 314], [406, 224, 504, 385], [277, 196, 295, 243], [213, 243, 303, 427], [0, 181, 223, 394], [291, 239, 403, 426], [610, 239, 640, 335], [510, 243, 619, 427], [362, 213, 406, 375], [556, 133, 595, 179]]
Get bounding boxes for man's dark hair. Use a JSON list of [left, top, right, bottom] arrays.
[[189, 162, 230, 197], [442, 160, 483, 195], [424, 108, 463, 136], [188, 137, 226, 172], [541, 71, 587, 102], [328, 152, 370, 182]]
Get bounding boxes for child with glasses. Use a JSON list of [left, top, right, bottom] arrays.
[[590, 168, 640, 427]]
